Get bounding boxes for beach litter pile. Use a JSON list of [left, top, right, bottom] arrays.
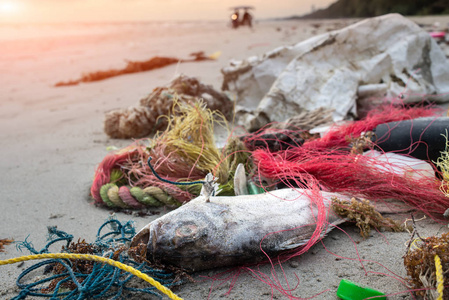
[[91, 100, 449, 298], [92, 13, 449, 299], [4, 13, 449, 300]]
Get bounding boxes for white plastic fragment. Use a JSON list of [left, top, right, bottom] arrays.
[[363, 150, 435, 181]]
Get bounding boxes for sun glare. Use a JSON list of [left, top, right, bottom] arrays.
[[0, 1, 19, 14]]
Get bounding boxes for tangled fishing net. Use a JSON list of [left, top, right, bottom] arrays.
[[242, 107, 333, 152], [11, 218, 181, 299], [103, 75, 233, 139], [92, 99, 248, 209], [250, 104, 449, 218]]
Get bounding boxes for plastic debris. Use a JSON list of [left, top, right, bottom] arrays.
[[337, 279, 386, 300], [373, 117, 449, 164], [222, 14, 449, 131], [247, 181, 264, 195], [363, 150, 435, 181]]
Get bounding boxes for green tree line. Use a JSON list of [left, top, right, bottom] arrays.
[[302, 0, 449, 19]]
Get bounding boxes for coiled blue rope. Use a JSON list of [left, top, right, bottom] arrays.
[[12, 218, 180, 299]]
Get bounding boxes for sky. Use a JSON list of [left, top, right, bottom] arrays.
[[0, 0, 335, 23]]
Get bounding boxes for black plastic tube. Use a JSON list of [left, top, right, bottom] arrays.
[[372, 117, 449, 163]]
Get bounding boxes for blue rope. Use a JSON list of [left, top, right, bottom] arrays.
[[95, 219, 135, 248], [46, 226, 73, 252], [16, 227, 74, 256], [147, 156, 205, 185], [12, 218, 180, 299]]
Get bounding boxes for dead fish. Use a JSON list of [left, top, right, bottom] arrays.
[[130, 188, 348, 272]]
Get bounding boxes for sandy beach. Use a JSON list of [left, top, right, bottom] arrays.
[[1, 15, 449, 299]]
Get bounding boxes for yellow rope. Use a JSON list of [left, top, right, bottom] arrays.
[[435, 254, 444, 300], [410, 238, 422, 250], [0, 253, 183, 300]]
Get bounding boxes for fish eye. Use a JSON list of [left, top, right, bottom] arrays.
[[175, 224, 198, 237]]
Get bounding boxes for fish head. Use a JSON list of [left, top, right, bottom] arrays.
[[131, 205, 225, 271]]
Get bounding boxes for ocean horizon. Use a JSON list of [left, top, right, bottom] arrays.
[[0, 19, 236, 41]]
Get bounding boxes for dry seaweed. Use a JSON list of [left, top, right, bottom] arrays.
[[348, 131, 375, 155], [128, 242, 193, 284], [44, 239, 98, 292], [0, 238, 13, 252], [332, 197, 407, 238], [404, 233, 449, 299], [55, 52, 213, 87]]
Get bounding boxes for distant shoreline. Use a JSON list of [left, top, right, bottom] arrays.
[[275, 13, 449, 21]]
